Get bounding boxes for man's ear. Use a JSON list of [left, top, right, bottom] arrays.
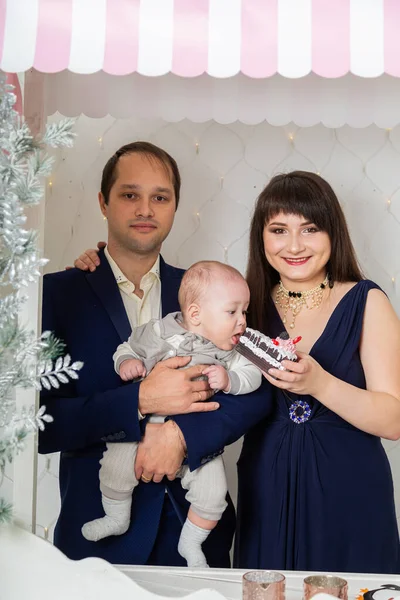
[[186, 303, 201, 326], [98, 192, 107, 217]]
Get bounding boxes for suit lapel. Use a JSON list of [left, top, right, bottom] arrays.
[[160, 256, 183, 317], [85, 251, 184, 339], [85, 248, 132, 342]]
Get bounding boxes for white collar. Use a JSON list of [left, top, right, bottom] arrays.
[[104, 246, 160, 286]]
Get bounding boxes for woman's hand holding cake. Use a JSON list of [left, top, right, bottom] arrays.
[[264, 351, 331, 398], [236, 326, 330, 397]]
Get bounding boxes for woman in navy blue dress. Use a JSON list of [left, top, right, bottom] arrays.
[[235, 171, 400, 573]]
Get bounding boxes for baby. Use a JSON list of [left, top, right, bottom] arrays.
[[82, 261, 262, 567]]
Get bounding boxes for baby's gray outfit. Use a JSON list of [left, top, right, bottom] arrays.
[[100, 312, 262, 521]]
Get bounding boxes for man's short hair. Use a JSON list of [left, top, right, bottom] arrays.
[[178, 261, 245, 313], [100, 141, 181, 208]]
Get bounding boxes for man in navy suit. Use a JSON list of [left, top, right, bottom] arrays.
[[40, 141, 272, 566]]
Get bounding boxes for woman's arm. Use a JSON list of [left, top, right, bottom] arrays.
[[265, 289, 400, 440]]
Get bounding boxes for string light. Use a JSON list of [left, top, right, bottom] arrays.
[[391, 276, 396, 284], [316, 171, 320, 176], [196, 212, 200, 217], [288, 133, 294, 142], [195, 142, 199, 154], [387, 199, 392, 207], [44, 527, 49, 541], [48, 181, 53, 187], [98, 136, 103, 145]]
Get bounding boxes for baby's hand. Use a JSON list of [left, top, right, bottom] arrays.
[[202, 365, 230, 392], [120, 359, 146, 381]]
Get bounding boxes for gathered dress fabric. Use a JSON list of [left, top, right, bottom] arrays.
[[235, 280, 400, 573]]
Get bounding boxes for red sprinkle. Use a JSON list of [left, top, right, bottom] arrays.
[[292, 336, 302, 344]]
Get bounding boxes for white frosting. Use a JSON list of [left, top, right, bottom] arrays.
[[239, 327, 297, 369]]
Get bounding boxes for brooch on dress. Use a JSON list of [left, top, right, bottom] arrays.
[[289, 399, 311, 424]]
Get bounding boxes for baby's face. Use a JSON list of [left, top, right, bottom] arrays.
[[198, 277, 249, 351]]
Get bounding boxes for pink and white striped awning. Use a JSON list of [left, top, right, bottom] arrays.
[[1, 0, 400, 79]]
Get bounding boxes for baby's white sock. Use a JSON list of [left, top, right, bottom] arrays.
[[178, 518, 211, 568], [81, 495, 131, 542]]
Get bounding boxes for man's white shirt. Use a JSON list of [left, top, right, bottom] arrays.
[[105, 246, 161, 329]]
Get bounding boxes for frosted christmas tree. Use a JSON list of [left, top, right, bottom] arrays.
[[0, 78, 82, 522]]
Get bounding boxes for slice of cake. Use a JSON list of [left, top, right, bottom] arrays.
[[236, 328, 301, 371]]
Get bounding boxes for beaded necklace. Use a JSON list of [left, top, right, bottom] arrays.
[[275, 274, 330, 329]]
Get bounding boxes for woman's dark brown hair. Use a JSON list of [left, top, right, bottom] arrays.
[[246, 171, 363, 333]]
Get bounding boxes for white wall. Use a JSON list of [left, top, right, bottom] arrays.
[[36, 115, 400, 543]]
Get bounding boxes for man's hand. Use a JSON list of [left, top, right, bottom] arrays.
[[135, 421, 186, 483], [73, 241, 106, 272], [139, 356, 219, 416], [202, 364, 230, 392], [120, 358, 146, 381]]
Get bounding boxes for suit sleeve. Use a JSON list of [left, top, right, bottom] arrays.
[[39, 275, 142, 454], [173, 377, 273, 471]]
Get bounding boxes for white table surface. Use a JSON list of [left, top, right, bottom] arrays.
[[119, 565, 400, 600], [3, 525, 400, 600]]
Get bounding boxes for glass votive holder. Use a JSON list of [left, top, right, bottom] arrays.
[[303, 575, 348, 600], [243, 570, 286, 600]]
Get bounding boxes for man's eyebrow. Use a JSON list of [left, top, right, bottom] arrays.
[[118, 184, 172, 194], [153, 187, 173, 195], [118, 183, 141, 190]]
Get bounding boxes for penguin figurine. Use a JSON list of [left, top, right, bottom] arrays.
[[363, 584, 400, 600]]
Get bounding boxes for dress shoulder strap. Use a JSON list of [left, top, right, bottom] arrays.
[[313, 279, 382, 369]]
